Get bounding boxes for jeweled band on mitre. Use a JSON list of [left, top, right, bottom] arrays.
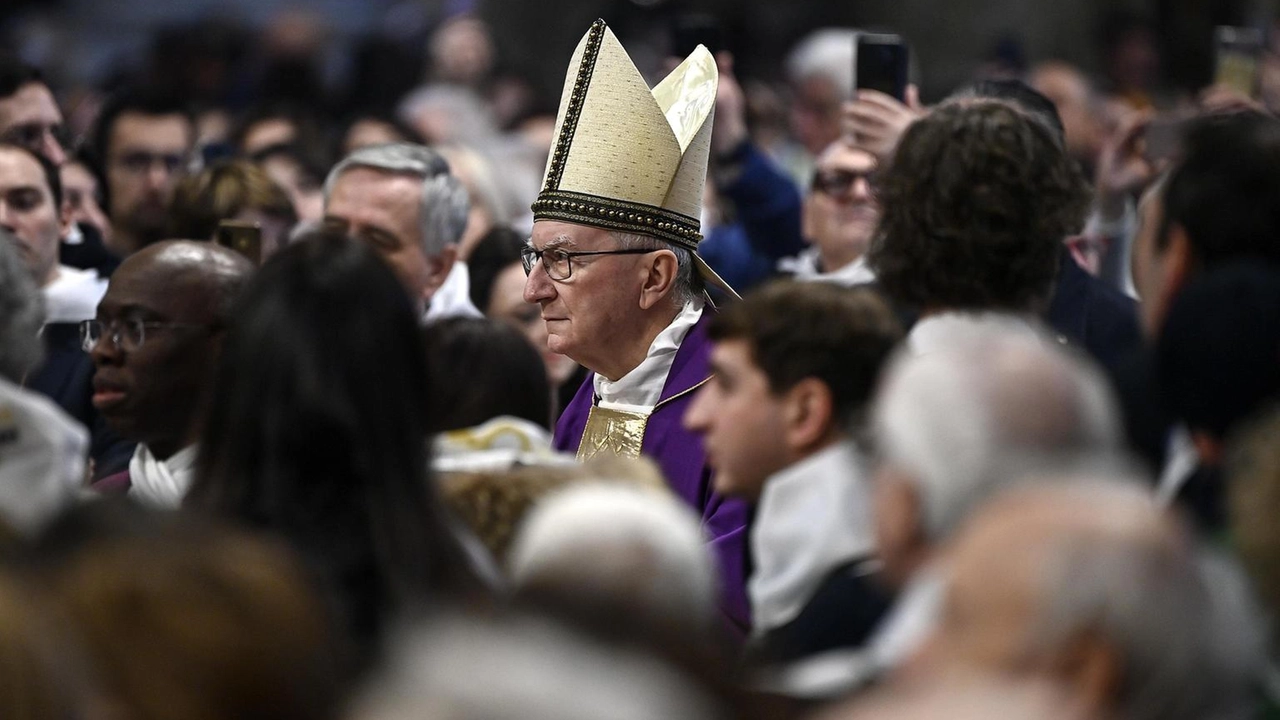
[[531, 190, 702, 253]]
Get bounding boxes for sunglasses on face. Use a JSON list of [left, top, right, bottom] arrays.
[[810, 168, 880, 197]]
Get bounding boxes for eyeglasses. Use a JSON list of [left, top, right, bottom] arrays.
[[520, 246, 656, 281], [79, 319, 215, 353], [0, 122, 68, 156], [811, 168, 879, 197], [111, 151, 187, 176]]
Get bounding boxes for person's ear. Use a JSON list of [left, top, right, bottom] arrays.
[[801, 194, 818, 241], [783, 377, 836, 453], [425, 245, 458, 300], [58, 195, 74, 240], [1054, 632, 1122, 719], [638, 248, 679, 310], [872, 466, 928, 588]]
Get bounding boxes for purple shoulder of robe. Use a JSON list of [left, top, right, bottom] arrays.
[[554, 312, 752, 636]]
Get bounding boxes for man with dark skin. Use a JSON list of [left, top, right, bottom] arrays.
[[87, 241, 252, 507]]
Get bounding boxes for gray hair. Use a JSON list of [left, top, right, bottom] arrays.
[[0, 229, 44, 381], [507, 484, 717, 637], [352, 613, 723, 720], [323, 143, 470, 257], [1019, 485, 1263, 720], [873, 318, 1122, 540], [786, 28, 857, 101], [610, 232, 700, 307]]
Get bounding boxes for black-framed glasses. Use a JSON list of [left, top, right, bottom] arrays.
[[79, 319, 215, 353], [520, 246, 656, 281], [811, 168, 879, 197]]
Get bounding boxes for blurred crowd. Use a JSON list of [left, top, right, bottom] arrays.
[[1, 4, 1280, 720]]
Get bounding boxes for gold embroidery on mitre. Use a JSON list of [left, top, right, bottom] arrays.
[[530, 190, 702, 252], [577, 405, 650, 461], [542, 19, 606, 194]]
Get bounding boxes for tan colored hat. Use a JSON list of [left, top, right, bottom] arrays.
[[532, 19, 738, 299]]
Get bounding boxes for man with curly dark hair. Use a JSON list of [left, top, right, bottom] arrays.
[[868, 99, 1092, 347]]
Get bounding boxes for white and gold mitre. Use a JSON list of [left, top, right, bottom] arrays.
[[532, 19, 735, 296]]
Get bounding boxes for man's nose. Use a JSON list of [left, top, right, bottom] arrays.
[[88, 329, 123, 367], [849, 176, 874, 201], [682, 386, 712, 433], [146, 163, 171, 189], [42, 133, 67, 166], [523, 261, 554, 304]]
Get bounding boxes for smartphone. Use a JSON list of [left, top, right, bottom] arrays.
[[856, 32, 909, 102], [1214, 26, 1264, 98], [673, 15, 724, 58], [215, 220, 262, 265]]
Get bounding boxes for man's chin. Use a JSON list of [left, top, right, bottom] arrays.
[[545, 333, 574, 360], [127, 208, 169, 237]]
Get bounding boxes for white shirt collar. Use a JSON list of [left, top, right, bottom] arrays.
[[128, 444, 199, 509], [423, 259, 483, 324], [594, 298, 704, 411], [750, 439, 877, 634], [42, 266, 107, 324], [783, 248, 877, 287]]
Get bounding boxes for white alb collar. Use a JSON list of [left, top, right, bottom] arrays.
[[594, 298, 704, 411]]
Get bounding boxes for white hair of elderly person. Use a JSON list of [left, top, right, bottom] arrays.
[[350, 613, 726, 720], [769, 319, 1131, 700], [909, 480, 1264, 720], [786, 28, 857, 99], [874, 318, 1122, 556], [506, 484, 718, 641], [0, 230, 87, 534]]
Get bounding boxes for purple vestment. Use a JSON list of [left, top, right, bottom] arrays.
[[554, 313, 752, 635]]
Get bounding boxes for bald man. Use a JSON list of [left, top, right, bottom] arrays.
[[87, 241, 253, 506], [915, 481, 1260, 720]]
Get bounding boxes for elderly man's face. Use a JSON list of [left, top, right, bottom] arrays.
[[803, 143, 880, 272], [105, 111, 192, 249], [522, 220, 651, 378], [325, 166, 449, 307], [0, 82, 67, 166], [0, 146, 65, 287]]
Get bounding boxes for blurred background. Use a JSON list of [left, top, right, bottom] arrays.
[[4, 0, 1275, 115]]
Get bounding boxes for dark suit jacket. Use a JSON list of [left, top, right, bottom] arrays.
[[1046, 249, 1142, 373], [750, 557, 892, 665], [59, 223, 120, 278]]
